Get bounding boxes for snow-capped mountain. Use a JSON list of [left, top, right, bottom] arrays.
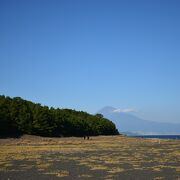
[[97, 106, 180, 135]]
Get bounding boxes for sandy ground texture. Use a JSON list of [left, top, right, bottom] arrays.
[[0, 135, 180, 180]]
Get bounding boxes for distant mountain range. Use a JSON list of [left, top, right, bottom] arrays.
[[97, 106, 180, 135]]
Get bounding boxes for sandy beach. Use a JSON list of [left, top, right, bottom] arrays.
[[0, 135, 179, 180]]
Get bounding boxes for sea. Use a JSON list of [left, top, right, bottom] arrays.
[[134, 135, 180, 140]]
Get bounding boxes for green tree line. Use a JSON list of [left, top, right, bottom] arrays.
[[0, 95, 119, 137]]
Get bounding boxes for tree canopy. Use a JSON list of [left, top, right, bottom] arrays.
[[0, 95, 119, 137]]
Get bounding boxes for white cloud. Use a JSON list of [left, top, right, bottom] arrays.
[[112, 108, 136, 113]]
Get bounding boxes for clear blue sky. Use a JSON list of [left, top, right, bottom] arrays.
[[0, 0, 180, 123]]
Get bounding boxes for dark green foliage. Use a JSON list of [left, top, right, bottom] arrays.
[[0, 96, 20, 137], [0, 95, 119, 137]]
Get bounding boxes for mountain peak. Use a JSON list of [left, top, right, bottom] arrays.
[[97, 106, 116, 114]]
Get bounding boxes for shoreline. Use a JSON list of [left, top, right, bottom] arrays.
[[131, 135, 180, 140]]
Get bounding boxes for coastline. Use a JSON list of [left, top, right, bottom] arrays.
[[132, 135, 180, 140]]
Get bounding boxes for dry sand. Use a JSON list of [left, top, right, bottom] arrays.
[[0, 135, 179, 180]]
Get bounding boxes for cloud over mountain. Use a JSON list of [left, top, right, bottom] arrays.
[[113, 108, 136, 113]]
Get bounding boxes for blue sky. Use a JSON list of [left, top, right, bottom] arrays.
[[0, 0, 180, 123]]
